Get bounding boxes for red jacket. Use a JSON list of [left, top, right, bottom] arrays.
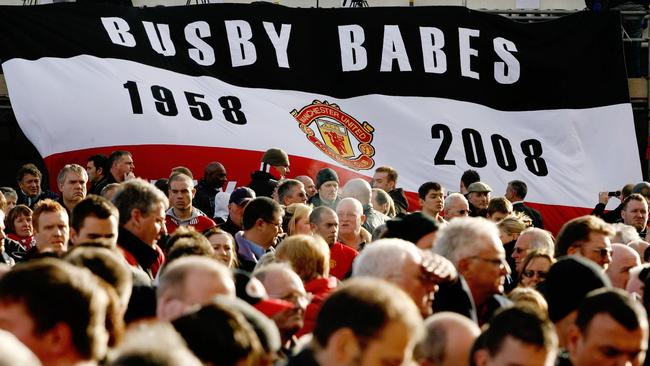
[[297, 276, 338, 338], [329, 242, 358, 280]]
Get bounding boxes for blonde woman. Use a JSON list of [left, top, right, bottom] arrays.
[[286, 203, 313, 236], [203, 227, 238, 268]]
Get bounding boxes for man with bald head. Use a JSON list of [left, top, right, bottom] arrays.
[[309, 206, 358, 280], [336, 197, 368, 251], [193, 162, 227, 218], [342, 178, 386, 234], [415, 312, 480, 366], [295, 176, 317, 199], [606, 243, 641, 289], [629, 239, 650, 263], [156, 256, 235, 321]]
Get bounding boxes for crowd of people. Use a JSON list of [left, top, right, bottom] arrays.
[[0, 146, 649, 366]]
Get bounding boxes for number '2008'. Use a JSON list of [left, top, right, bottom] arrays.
[[431, 124, 548, 177]]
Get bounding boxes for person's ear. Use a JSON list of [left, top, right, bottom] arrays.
[[328, 328, 360, 364], [473, 349, 491, 366]]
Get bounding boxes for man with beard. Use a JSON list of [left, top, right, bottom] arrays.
[[621, 193, 649, 239]]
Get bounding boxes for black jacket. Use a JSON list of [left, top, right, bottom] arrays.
[[193, 179, 220, 218], [389, 188, 409, 216], [247, 171, 278, 198]]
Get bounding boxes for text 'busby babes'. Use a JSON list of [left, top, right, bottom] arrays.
[[101, 17, 520, 85]]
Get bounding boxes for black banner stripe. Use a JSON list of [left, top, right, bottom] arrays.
[[0, 2, 628, 111]]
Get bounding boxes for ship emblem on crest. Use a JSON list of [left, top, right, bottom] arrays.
[[291, 100, 376, 170]]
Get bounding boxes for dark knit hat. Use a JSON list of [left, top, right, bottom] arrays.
[[384, 212, 439, 244], [261, 148, 290, 167], [316, 168, 339, 189], [538, 256, 611, 323]]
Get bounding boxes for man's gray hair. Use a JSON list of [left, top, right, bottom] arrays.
[[341, 178, 372, 206], [519, 227, 555, 254], [57, 164, 88, 186], [277, 179, 303, 205], [444, 192, 468, 209], [611, 223, 640, 244], [113, 179, 169, 226], [353, 238, 422, 279], [434, 217, 500, 267]]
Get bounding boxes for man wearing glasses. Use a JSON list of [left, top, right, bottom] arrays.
[[433, 217, 512, 326], [443, 193, 470, 221], [235, 197, 284, 273], [555, 215, 615, 271]]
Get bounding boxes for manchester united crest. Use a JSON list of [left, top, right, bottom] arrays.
[[291, 100, 375, 170]]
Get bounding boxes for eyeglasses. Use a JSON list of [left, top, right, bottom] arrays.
[[591, 247, 613, 258], [458, 209, 469, 215], [522, 270, 548, 279], [264, 219, 282, 229]]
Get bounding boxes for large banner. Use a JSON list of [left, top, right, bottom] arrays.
[[0, 3, 641, 233]]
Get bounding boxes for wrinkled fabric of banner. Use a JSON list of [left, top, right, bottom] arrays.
[[0, 3, 640, 233]]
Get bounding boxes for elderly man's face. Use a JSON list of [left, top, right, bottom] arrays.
[[262, 270, 308, 339], [461, 235, 510, 300], [469, 192, 490, 211], [337, 201, 363, 236], [444, 198, 470, 221], [390, 254, 436, 317], [606, 245, 641, 289]]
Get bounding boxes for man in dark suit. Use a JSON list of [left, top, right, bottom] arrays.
[[506, 180, 544, 228]]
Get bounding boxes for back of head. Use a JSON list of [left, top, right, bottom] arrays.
[[576, 288, 647, 334], [313, 277, 423, 348], [519, 227, 555, 254], [384, 212, 439, 244], [212, 296, 281, 356], [0, 258, 109, 361], [64, 246, 133, 311], [555, 215, 614, 257], [242, 197, 283, 231], [497, 215, 527, 236], [353, 238, 421, 279], [434, 217, 500, 267], [477, 306, 557, 359], [71, 195, 119, 233], [611, 223, 640, 244], [172, 302, 263, 366], [508, 180, 528, 200], [342, 178, 372, 205], [157, 256, 234, 302], [105, 321, 202, 366], [487, 197, 513, 216], [163, 235, 215, 270], [461, 170, 480, 190], [275, 234, 330, 282], [112, 179, 169, 226], [414, 312, 480, 365], [538, 256, 611, 323]]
